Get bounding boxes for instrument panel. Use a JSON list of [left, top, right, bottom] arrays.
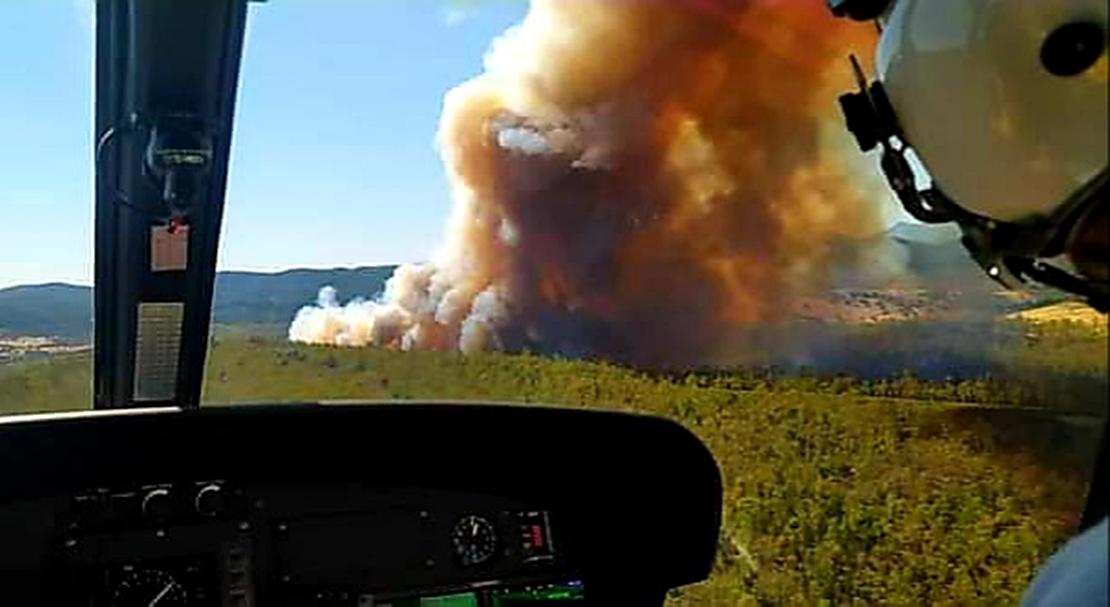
[[0, 403, 722, 606], [41, 481, 580, 605]]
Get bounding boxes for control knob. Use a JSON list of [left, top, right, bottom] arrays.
[[194, 484, 225, 517], [141, 488, 173, 520]]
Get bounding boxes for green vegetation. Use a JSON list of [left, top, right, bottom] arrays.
[[0, 321, 1104, 605], [0, 351, 91, 413]]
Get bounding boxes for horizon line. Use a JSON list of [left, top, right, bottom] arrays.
[[0, 261, 416, 291]]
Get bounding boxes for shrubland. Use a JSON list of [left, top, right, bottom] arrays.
[[0, 319, 1104, 605]]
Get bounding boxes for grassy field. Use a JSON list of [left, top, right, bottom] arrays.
[[0, 320, 1105, 605], [1007, 301, 1110, 329]]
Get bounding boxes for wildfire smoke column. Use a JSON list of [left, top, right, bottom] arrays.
[[289, 0, 883, 367]]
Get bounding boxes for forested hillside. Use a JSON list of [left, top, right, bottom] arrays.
[[0, 320, 1104, 604]]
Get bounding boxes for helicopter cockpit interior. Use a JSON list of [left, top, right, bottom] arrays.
[[1, 1, 1106, 605], [0, 1, 722, 604]]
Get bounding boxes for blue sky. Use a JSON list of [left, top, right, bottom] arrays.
[[0, 0, 527, 288]]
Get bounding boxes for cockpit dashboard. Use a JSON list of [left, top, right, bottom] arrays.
[[0, 403, 721, 606]]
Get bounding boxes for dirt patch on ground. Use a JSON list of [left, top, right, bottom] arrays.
[[794, 290, 965, 323]]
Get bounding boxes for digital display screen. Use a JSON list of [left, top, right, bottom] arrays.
[[367, 580, 583, 606], [490, 580, 585, 605], [418, 592, 479, 607], [371, 591, 478, 607]]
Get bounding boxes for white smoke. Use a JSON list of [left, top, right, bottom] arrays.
[[288, 286, 405, 347]]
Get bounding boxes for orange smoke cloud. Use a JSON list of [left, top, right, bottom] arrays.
[[290, 0, 883, 367]]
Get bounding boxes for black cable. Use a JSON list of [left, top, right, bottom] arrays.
[[94, 119, 169, 221], [94, 126, 117, 159], [1023, 261, 1110, 313]]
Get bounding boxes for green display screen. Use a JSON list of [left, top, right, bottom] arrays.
[[490, 581, 585, 605], [374, 592, 479, 607], [419, 592, 480, 607], [371, 580, 583, 606]]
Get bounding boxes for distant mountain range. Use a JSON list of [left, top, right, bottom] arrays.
[[0, 266, 397, 341], [0, 222, 1022, 342]]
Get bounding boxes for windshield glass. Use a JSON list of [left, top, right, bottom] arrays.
[[1, 1, 1106, 604]]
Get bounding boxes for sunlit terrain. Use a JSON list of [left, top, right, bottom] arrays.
[[2, 316, 1105, 605]]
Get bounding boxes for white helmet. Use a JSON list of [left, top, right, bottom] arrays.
[[829, 0, 1108, 310]]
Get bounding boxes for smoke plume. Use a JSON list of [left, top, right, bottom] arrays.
[[289, 0, 884, 367]]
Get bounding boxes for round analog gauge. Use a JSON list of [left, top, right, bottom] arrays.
[[110, 567, 187, 606], [451, 514, 498, 566]]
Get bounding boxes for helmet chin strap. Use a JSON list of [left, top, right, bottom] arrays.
[[837, 54, 1109, 312], [890, 153, 1109, 313]]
